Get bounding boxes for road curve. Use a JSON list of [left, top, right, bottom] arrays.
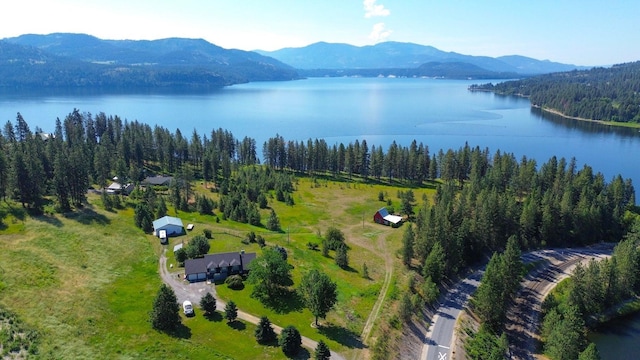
[[420, 244, 614, 360], [506, 244, 613, 359], [159, 250, 346, 360]]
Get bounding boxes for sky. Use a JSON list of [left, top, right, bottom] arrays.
[[1, 0, 639, 66]]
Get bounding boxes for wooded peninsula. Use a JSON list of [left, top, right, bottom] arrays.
[[470, 61, 640, 125]]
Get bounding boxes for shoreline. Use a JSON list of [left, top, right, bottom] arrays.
[[533, 105, 640, 130]]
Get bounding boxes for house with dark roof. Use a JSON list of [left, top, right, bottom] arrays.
[[184, 251, 257, 282], [142, 175, 174, 187]]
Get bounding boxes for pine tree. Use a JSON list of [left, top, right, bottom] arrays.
[[224, 300, 238, 323], [578, 343, 600, 360], [149, 284, 181, 332], [267, 209, 281, 231], [335, 244, 349, 269], [199, 292, 217, 316], [254, 316, 277, 344], [315, 340, 331, 360], [362, 262, 370, 279], [279, 325, 302, 356], [401, 224, 415, 267]]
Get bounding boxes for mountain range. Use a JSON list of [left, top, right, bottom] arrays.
[[257, 41, 588, 75], [0, 33, 299, 88], [0, 33, 589, 89]]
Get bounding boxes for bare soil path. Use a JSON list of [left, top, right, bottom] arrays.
[[357, 224, 393, 345]]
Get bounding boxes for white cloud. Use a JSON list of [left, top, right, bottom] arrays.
[[369, 22, 392, 43], [363, 0, 390, 18]]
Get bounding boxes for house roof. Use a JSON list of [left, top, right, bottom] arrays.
[[185, 257, 208, 275], [184, 251, 257, 276], [143, 175, 174, 186], [152, 216, 184, 230], [107, 182, 122, 190]]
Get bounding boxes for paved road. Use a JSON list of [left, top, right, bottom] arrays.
[[421, 270, 483, 360], [420, 244, 615, 360], [506, 244, 613, 359], [159, 250, 346, 360]]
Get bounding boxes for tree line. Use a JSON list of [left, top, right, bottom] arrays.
[[470, 61, 640, 123], [405, 145, 634, 280], [0, 109, 440, 213], [263, 134, 435, 182]]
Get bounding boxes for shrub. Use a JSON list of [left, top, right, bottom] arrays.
[[274, 245, 288, 261], [174, 248, 187, 265], [203, 229, 212, 239], [225, 275, 244, 290]]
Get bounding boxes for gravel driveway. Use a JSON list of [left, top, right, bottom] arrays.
[[158, 249, 346, 360]]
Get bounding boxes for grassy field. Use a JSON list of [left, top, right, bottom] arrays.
[[0, 175, 435, 359]]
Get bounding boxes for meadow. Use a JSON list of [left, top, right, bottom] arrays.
[[0, 176, 435, 359]]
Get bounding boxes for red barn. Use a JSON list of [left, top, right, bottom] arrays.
[[374, 207, 403, 227]]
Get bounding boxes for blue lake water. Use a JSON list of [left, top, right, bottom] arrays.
[[1, 77, 639, 190]]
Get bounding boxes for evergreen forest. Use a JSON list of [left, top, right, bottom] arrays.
[[470, 61, 640, 123], [1, 109, 636, 259]]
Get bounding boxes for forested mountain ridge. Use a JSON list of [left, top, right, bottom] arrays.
[[0, 33, 300, 88], [470, 61, 640, 123], [257, 41, 588, 75], [298, 61, 519, 80]]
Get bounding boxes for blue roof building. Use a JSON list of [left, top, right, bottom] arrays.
[[152, 216, 185, 237]]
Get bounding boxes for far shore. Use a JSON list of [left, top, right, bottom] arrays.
[[534, 105, 640, 129]]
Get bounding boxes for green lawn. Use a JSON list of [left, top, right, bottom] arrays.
[[0, 176, 433, 359]]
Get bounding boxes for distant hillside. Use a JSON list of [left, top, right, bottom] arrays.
[[299, 61, 518, 80], [257, 41, 588, 76], [470, 61, 640, 123], [0, 33, 300, 89]]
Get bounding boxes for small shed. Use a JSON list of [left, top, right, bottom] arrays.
[[374, 207, 403, 227], [173, 243, 183, 253], [152, 216, 185, 237], [105, 182, 134, 195]]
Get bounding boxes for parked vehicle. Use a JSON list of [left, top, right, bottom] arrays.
[[183, 300, 194, 316]]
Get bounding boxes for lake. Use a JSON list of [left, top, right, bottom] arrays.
[[1, 77, 639, 191], [590, 312, 640, 359]]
